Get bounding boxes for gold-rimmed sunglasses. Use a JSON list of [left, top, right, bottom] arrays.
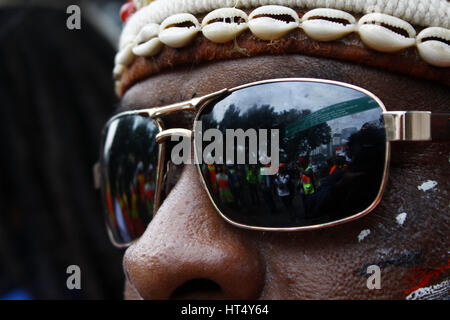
[[93, 78, 449, 248]]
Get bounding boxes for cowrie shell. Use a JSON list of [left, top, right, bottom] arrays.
[[115, 80, 121, 97], [159, 13, 200, 48], [201, 8, 248, 43], [135, 23, 159, 44], [115, 42, 135, 66], [113, 64, 125, 80], [301, 8, 356, 41], [133, 38, 163, 56], [416, 27, 450, 67], [249, 5, 300, 41], [358, 13, 416, 52], [132, 23, 163, 56]]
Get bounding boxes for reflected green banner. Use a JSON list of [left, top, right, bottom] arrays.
[[285, 96, 378, 137]]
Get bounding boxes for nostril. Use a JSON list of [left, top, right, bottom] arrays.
[[170, 278, 223, 299]]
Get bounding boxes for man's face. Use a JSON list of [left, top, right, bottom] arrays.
[[118, 54, 449, 299]]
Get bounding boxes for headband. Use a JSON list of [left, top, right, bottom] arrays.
[[114, 0, 450, 95]]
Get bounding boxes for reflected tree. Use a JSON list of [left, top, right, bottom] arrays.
[[200, 103, 332, 164]]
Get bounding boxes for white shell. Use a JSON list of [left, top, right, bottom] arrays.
[[135, 23, 159, 44], [132, 23, 163, 57], [249, 5, 300, 41], [301, 8, 356, 41], [201, 8, 248, 43], [114, 42, 135, 66], [115, 80, 121, 97], [113, 64, 125, 80], [358, 13, 416, 52], [159, 13, 200, 48], [416, 27, 450, 67], [133, 38, 163, 56]]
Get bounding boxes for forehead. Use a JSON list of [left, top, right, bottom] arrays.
[[119, 55, 449, 114]]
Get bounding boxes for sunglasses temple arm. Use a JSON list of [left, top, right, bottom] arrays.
[[153, 143, 166, 214], [430, 113, 450, 141], [383, 111, 449, 142]]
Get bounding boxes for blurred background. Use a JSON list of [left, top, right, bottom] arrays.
[[0, 0, 127, 299]]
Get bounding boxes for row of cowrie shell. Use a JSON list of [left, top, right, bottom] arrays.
[[114, 6, 450, 80]]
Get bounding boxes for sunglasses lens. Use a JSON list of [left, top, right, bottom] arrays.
[[196, 81, 387, 228], [100, 115, 160, 245]]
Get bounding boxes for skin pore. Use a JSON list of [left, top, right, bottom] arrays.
[[119, 54, 449, 299]]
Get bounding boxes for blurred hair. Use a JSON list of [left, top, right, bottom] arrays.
[[0, 5, 123, 299]]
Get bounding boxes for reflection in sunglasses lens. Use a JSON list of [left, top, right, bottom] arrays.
[[101, 115, 159, 244], [197, 81, 387, 228]]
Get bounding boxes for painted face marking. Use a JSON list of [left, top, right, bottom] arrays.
[[396, 212, 407, 226], [417, 180, 438, 192], [357, 229, 371, 243], [353, 251, 422, 276], [404, 259, 450, 296], [405, 279, 450, 300]]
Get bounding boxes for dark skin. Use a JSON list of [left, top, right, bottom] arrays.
[[119, 54, 449, 299]]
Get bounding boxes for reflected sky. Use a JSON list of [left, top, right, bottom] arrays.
[[210, 82, 367, 121], [207, 81, 383, 135]]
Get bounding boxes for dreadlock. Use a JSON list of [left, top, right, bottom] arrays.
[[0, 5, 124, 299]]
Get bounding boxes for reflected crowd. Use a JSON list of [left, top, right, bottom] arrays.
[[105, 160, 156, 244], [102, 115, 160, 244], [202, 124, 386, 228], [197, 82, 387, 228]]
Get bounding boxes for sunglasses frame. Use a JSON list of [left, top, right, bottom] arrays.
[[96, 77, 437, 248], [194, 78, 390, 232]]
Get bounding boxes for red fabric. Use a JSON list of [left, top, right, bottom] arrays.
[[120, 1, 136, 23]]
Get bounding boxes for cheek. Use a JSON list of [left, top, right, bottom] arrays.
[[257, 142, 449, 299], [386, 141, 449, 241], [257, 228, 374, 299]]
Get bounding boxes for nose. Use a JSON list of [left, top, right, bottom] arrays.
[[123, 164, 265, 299]]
